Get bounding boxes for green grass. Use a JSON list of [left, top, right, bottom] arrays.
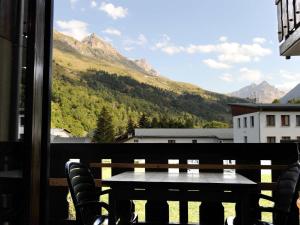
[[67, 168, 274, 223]]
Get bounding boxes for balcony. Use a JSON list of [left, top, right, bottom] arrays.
[[48, 143, 300, 225], [276, 0, 300, 56]]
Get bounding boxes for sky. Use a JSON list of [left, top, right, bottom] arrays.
[[54, 0, 300, 94]]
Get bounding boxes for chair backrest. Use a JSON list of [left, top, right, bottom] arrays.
[[65, 161, 99, 224], [273, 162, 300, 224]]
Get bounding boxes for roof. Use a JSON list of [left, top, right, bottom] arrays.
[[134, 128, 233, 140], [229, 103, 300, 116], [51, 136, 91, 143]]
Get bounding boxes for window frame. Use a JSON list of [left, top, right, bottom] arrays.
[[267, 136, 276, 143], [250, 116, 254, 128], [296, 115, 300, 127], [243, 117, 247, 128], [266, 115, 276, 127], [281, 115, 290, 127]]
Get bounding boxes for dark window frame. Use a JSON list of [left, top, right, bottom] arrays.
[[281, 115, 290, 127], [266, 115, 276, 127], [267, 136, 276, 143], [250, 116, 254, 128], [296, 115, 300, 126]]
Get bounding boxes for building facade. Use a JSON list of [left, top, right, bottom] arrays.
[[230, 103, 300, 143], [125, 128, 233, 143]]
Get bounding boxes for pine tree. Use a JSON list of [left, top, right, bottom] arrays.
[[139, 114, 150, 128], [127, 117, 136, 135], [151, 117, 160, 128], [93, 107, 115, 143]]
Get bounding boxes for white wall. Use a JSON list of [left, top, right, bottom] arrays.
[[234, 111, 300, 143], [260, 111, 300, 143], [233, 112, 260, 143]]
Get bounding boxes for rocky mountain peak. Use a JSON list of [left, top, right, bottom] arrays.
[[134, 58, 160, 76], [82, 33, 119, 55], [229, 81, 286, 103]]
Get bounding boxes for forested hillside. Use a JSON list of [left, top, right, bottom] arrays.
[[51, 31, 246, 138]]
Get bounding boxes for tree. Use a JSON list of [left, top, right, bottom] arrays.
[[93, 107, 115, 143], [203, 121, 229, 128], [288, 98, 300, 104], [151, 117, 160, 128], [139, 114, 150, 128], [272, 99, 280, 104], [127, 117, 136, 135]]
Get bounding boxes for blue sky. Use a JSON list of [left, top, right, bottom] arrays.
[[54, 0, 300, 94]]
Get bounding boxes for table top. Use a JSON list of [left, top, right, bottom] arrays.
[[102, 172, 256, 190]]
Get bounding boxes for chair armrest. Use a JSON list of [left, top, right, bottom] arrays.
[[259, 194, 274, 202], [98, 189, 111, 196], [76, 201, 110, 212]]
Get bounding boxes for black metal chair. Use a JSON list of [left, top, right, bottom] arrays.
[[65, 161, 138, 225], [65, 161, 110, 225], [226, 161, 300, 225]]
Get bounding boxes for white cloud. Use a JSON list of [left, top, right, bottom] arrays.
[[162, 46, 184, 55], [91, 0, 97, 8], [253, 37, 267, 44], [276, 70, 300, 91], [103, 28, 122, 36], [154, 36, 272, 65], [219, 36, 228, 42], [56, 20, 89, 41], [99, 2, 128, 20], [153, 34, 171, 49], [137, 34, 148, 45], [124, 47, 135, 51], [239, 68, 263, 83], [219, 73, 234, 82], [203, 59, 231, 69], [123, 34, 148, 49]]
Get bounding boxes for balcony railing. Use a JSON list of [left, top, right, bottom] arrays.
[[48, 143, 300, 225], [276, 0, 300, 56]]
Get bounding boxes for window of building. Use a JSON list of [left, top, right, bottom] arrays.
[[237, 118, 241, 128], [244, 136, 248, 143], [250, 116, 254, 127], [281, 136, 291, 141], [296, 115, 300, 126], [266, 115, 275, 127], [192, 140, 197, 144], [243, 117, 247, 128], [168, 140, 176, 143], [267, 137, 276, 143], [281, 115, 290, 126]]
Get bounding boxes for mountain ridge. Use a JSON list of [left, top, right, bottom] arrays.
[[281, 83, 300, 103], [52, 30, 247, 136], [229, 81, 285, 103]]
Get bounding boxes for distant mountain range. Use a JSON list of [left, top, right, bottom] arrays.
[[281, 83, 300, 103], [229, 81, 286, 103], [52, 31, 247, 136]]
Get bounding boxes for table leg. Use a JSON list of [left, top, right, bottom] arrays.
[[109, 189, 116, 225], [240, 192, 251, 225]]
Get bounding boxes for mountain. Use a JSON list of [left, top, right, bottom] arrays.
[[229, 81, 285, 103], [52, 31, 246, 136], [134, 58, 160, 76], [281, 83, 300, 103]]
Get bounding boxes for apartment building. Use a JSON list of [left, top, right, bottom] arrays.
[[230, 103, 300, 143]]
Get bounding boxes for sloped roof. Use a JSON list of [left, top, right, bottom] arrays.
[[135, 128, 233, 140]]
